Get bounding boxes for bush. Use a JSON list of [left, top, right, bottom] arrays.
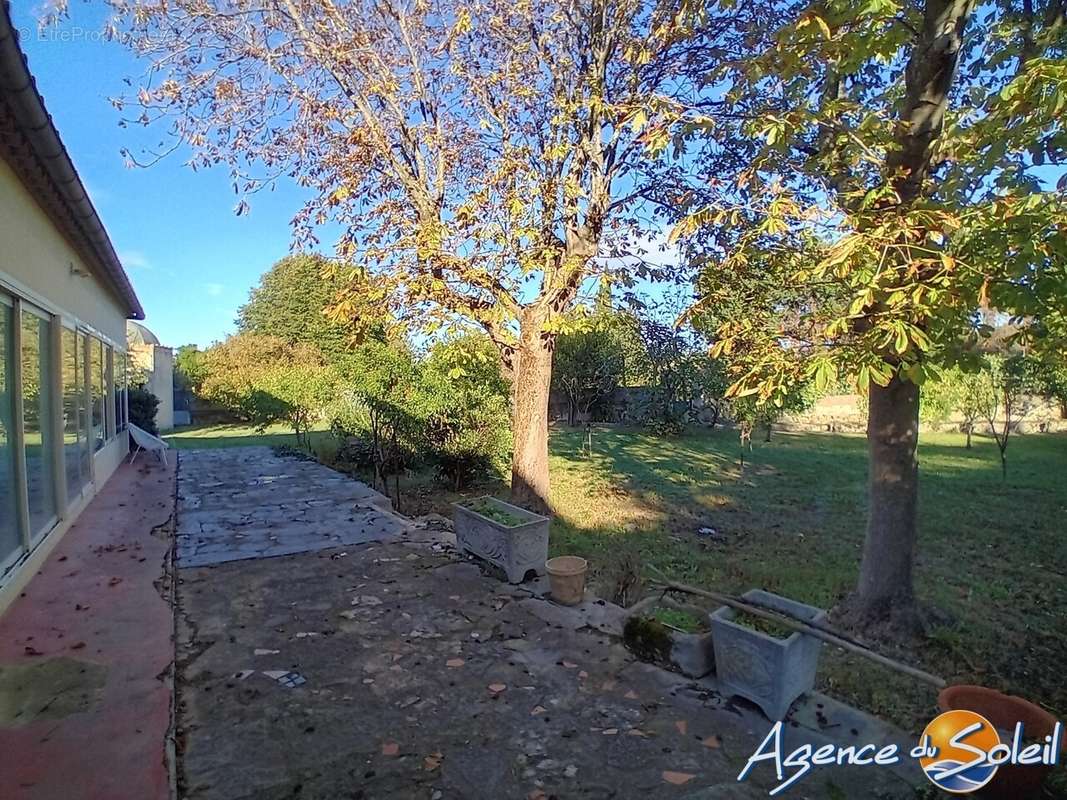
[[128, 386, 160, 436], [421, 335, 511, 489], [331, 435, 378, 472]]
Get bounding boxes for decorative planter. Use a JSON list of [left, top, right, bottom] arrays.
[[938, 685, 1064, 799], [451, 496, 549, 584], [709, 589, 826, 721]]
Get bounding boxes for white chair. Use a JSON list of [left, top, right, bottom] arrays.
[[128, 423, 170, 467]]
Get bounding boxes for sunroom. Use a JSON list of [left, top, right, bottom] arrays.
[[0, 12, 144, 610]]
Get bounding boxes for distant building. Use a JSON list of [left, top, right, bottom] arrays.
[[0, 7, 144, 609], [127, 321, 175, 432]]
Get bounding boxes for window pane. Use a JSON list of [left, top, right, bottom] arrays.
[[91, 338, 104, 451], [1, 302, 21, 570], [21, 311, 56, 535], [114, 351, 128, 432], [76, 331, 91, 485], [63, 328, 86, 498]]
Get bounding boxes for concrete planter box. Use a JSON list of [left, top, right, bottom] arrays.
[[451, 496, 549, 583], [669, 630, 715, 679], [709, 590, 827, 721]]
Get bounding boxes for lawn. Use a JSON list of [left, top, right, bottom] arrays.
[[164, 422, 335, 452], [402, 425, 1067, 734], [164, 421, 1067, 734]]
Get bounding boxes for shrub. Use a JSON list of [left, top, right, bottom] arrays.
[[421, 335, 511, 489], [128, 386, 160, 436]]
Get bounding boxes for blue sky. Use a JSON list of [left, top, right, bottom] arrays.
[[13, 4, 324, 348]]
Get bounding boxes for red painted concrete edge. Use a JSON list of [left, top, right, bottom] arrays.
[[0, 459, 176, 800]]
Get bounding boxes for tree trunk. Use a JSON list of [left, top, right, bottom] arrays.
[[965, 422, 972, 449], [840, 376, 923, 636], [510, 318, 553, 514], [838, 0, 974, 639]]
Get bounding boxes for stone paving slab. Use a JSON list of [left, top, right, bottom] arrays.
[[174, 539, 921, 799], [176, 447, 409, 567]]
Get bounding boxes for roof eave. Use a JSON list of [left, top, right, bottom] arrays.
[[0, 2, 145, 320]]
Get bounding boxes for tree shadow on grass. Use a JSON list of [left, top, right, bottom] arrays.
[[547, 424, 1067, 731]]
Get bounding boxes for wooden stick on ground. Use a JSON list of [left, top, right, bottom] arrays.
[[646, 566, 946, 689]]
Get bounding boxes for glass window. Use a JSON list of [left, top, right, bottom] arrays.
[[114, 350, 128, 432], [91, 337, 105, 451], [105, 345, 115, 439], [67, 330, 91, 492], [21, 309, 57, 536], [1, 300, 21, 572]]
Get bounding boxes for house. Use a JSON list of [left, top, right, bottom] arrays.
[[0, 4, 144, 612], [127, 321, 176, 431]]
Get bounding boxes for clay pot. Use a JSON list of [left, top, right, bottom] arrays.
[[545, 556, 588, 606], [938, 684, 1063, 798]]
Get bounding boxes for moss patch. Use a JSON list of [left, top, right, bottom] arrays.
[[623, 615, 673, 663], [0, 658, 107, 727]]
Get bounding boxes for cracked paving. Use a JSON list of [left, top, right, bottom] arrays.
[[174, 449, 921, 799]]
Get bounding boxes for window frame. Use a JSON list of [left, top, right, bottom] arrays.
[[19, 300, 61, 545]]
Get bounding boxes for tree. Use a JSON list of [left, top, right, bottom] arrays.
[[985, 354, 1042, 478], [729, 382, 814, 468], [198, 333, 336, 442], [626, 309, 729, 435], [82, 0, 764, 513], [674, 1, 1067, 636], [174, 344, 208, 392], [236, 254, 365, 362], [1029, 354, 1067, 419], [422, 334, 512, 490], [921, 364, 997, 448], [333, 340, 424, 505], [553, 321, 626, 427]]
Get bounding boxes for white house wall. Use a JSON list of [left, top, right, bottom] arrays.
[[0, 158, 127, 346]]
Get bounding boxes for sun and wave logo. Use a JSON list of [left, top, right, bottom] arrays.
[[918, 710, 1000, 793]]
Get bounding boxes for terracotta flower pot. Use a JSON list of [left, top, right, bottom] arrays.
[[938, 684, 1063, 798], [545, 556, 588, 605]]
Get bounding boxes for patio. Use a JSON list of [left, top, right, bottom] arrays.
[[2, 446, 923, 798], [172, 448, 919, 799]]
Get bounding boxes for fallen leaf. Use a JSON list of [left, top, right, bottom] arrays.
[[675, 720, 688, 735], [381, 741, 400, 757], [69, 641, 86, 650], [531, 705, 547, 716], [446, 658, 465, 668], [107, 577, 122, 587], [662, 771, 696, 785], [562, 660, 578, 669], [424, 752, 443, 771], [702, 735, 722, 749], [23, 646, 43, 656], [627, 728, 649, 737], [578, 670, 589, 679], [602, 728, 618, 735], [527, 790, 547, 800], [601, 679, 616, 691], [488, 683, 507, 694], [624, 690, 639, 700]]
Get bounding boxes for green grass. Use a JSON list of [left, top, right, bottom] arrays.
[[160, 420, 1067, 734], [164, 422, 335, 453], [407, 425, 1067, 733], [545, 426, 1067, 732]]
